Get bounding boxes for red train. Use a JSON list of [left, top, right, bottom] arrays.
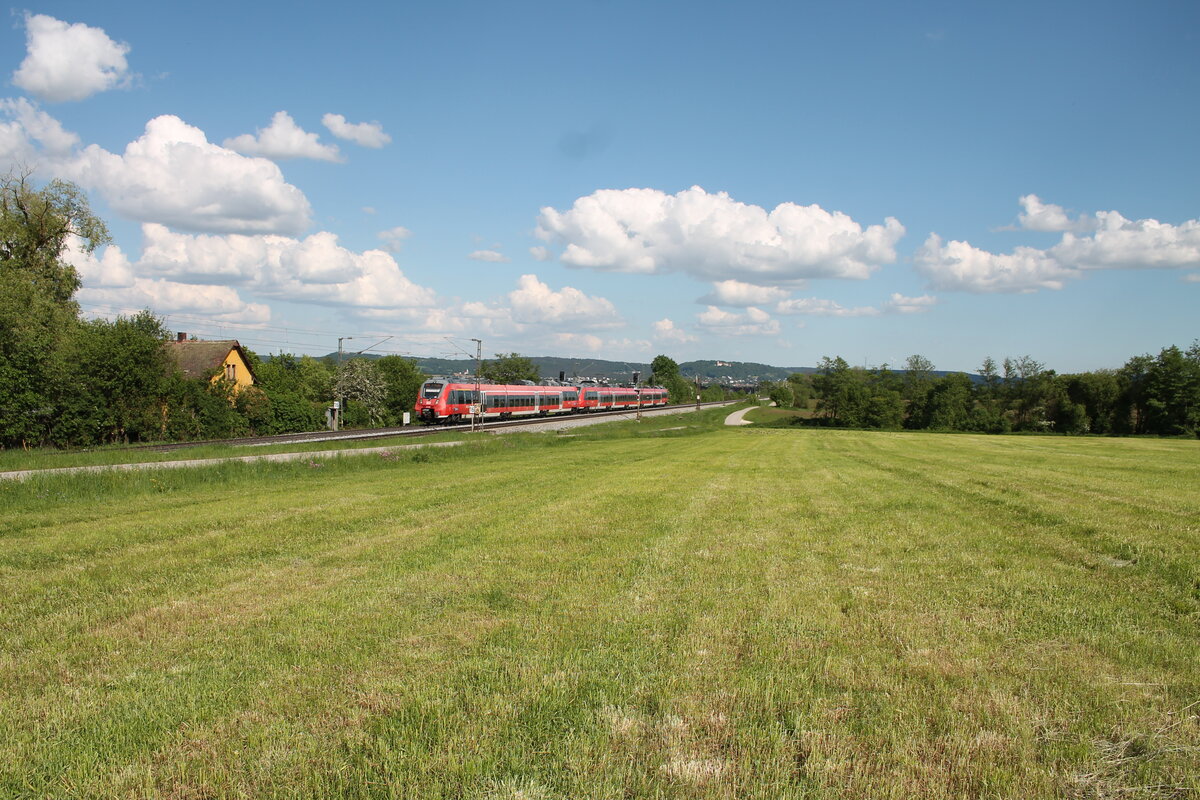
[[415, 379, 669, 424]]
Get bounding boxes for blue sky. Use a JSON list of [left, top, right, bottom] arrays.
[[3, 0, 1197, 373]]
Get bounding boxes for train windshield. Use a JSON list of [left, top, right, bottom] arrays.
[[421, 382, 444, 399]]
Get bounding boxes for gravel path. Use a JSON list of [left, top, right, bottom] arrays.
[[724, 406, 757, 426]]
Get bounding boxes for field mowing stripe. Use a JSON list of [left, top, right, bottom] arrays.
[[0, 441, 464, 482]]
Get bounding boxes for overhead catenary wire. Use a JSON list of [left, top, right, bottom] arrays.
[[76, 301, 429, 359]]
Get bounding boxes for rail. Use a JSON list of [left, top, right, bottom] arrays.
[[107, 401, 736, 454]]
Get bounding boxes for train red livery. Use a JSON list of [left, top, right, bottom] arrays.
[[415, 380, 669, 424]]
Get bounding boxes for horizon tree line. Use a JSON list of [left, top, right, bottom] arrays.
[[763, 347, 1200, 437], [3, 173, 1195, 447]]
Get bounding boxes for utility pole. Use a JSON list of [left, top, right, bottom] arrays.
[[696, 375, 702, 411], [445, 336, 484, 432], [633, 371, 642, 421], [335, 336, 352, 431], [470, 337, 482, 432], [334, 335, 393, 430]]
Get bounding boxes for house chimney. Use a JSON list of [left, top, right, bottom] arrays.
[[177, 331, 187, 342]]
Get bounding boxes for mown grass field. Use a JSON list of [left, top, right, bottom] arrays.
[[2, 411, 1198, 799], [742, 405, 809, 424], [0, 429, 475, 475]]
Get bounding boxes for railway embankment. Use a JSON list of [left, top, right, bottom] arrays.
[[0, 401, 741, 481], [0, 441, 465, 482]]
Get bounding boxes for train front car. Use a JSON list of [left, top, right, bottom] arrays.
[[415, 380, 478, 424], [415, 380, 447, 423]]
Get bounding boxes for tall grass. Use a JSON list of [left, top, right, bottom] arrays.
[[1, 423, 1197, 798]]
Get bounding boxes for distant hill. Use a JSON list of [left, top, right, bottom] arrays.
[[306, 352, 977, 385], [352, 354, 801, 385]]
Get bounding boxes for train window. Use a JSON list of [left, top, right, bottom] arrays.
[[422, 383, 444, 399]]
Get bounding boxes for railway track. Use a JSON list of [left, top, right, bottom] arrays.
[[117, 401, 733, 454]]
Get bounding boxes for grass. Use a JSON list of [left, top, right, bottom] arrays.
[[1, 414, 1198, 798], [0, 428, 479, 475], [743, 405, 810, 424]]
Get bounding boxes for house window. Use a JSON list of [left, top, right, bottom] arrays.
[[225, 363, 236, 382]]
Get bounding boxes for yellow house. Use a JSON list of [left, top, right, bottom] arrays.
[[163, 334, 257, 392]]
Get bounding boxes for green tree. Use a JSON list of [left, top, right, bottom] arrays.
[[250, 352, 330, 434], [1115, 353, 1154, 434], [1140, 343, 1200, 435], [1004, 355, 1055, 430], [0, 174, 109, 447], [1, 173, 109, 304], [765, 381, 794, 409], [902, 354, 936, 428], [56, 311, 174, 445], [480, 352, 539, 384], [336, 358, 387, 427], [649, 354, 693, 404], [1059, 370, 1122, 434], [863, 390, 904, 429], [650, 354, 680, 383], [813, 357, 871, 426], [922, 373, 975, 431], [161, 376, 248, 441], [786, 373, 813, 409], [376, 355, 427, 424]]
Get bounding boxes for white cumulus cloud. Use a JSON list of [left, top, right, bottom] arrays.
[[920, 197, 1200, 293], [62, 236, 136, 289], [1049, 211, 1200, 270], [507, 274, 620, 328], [223, 111, 341, 162], [378, 226, 411, 252], [469, 249, 510, 263], [80, 280, 271, 325], [882, 293, 938, 314], [914, 233, 1078, 293], [135, 224, 437, 311], [322, 114, 391, 148], [653, 318, 697, 343], [774, 297, 879, 317], [700, 279, 791, 307], [552, 333, 651, 357], [1017, 194, 1097, 233], [552, 332, 605, 353], [696, 305, 780, 337], [12, 14, 132, 102], [535, 186, 905, 285], [65, 115, 313, 235], [0, 97, 79, 163], [66, 237, 271, 324]]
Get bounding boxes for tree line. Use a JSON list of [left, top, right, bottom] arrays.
[[6, 174, 1192, 447], [764, 348, 1200, 437], [1, 172, 428, 449], [0, 173, 705, 449]]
